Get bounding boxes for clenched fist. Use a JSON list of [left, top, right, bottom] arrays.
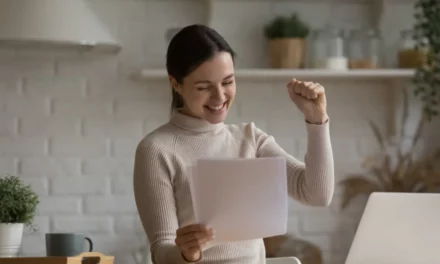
[[287, 78, 329, 124]]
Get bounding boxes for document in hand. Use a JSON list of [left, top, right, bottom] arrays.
[[189, 157, 288, 243]]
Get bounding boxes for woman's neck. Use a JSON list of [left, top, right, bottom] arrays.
[[170, 109, 224, 133]]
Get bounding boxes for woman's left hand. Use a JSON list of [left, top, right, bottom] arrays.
[[287, 78, 329, 124]]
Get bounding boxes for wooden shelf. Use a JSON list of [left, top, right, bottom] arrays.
[[139, 68, 415, 81]]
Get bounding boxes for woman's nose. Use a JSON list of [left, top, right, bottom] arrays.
[[212, 86, 226, 102]]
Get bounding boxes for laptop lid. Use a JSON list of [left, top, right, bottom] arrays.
[[345, 192, 440, 264]]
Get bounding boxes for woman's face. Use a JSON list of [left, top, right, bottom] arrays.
[[171, 51, 236, 124]]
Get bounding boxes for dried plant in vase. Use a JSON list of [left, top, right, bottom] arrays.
[[339, 88, 440, 209]]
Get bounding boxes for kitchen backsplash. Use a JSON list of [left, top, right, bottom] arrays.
[[0, 1, 439, 264]]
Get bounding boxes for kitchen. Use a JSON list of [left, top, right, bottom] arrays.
[[0, 0, 439, 264]]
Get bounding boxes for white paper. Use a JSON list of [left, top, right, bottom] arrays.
[[189, 157, 288, 243]]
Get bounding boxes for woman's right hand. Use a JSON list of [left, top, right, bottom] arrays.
[[175, 224, 215, 262]]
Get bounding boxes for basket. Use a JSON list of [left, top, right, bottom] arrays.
[[0, 252, 114, 264]]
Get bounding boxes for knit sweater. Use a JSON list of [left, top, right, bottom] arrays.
[[133, 110, 334, 264]]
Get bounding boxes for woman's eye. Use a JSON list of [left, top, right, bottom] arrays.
[[223, 80, 233, 86], [197, 87, 209, 91]]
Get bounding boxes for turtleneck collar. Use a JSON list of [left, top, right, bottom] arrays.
[[170, 109, 225, 133]]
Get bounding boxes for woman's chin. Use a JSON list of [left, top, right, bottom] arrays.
[[204, 109, 228, 124], [203, 105, 229, 124]]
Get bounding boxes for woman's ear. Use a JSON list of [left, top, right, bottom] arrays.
[[169, 75, 182, 94]]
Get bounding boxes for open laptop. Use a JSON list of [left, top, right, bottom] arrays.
[[345, 192, 440, 264]]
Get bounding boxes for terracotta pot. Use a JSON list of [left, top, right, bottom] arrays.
[[268, 38, 305, 68]]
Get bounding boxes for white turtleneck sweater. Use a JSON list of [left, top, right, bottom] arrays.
[[133, 110, 334, 264]]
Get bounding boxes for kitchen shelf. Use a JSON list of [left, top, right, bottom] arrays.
[[139, 68, 415, 81]]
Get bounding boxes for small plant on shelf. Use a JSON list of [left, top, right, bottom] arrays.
[[339, 88, 440, 210], [264, 13, 310, 69], [0, 175, 40, 257], [412, 0, 440, 121], [264, 13, 310, 40]]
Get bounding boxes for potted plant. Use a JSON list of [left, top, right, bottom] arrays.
[[412, 0, 440, 121], [339, 88, 440, 210], [264, 13, 310, 69], [0, 175, 39, 257]]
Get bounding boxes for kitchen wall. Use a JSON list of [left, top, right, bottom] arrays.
[[0, 1, 438, 264]]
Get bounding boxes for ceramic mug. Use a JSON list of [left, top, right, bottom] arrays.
[[45, 233, 93, 257]]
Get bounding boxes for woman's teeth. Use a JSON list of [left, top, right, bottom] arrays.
[[207, 103, 225, 111]]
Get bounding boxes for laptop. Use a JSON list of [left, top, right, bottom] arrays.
[[344, 192, 440, 264]]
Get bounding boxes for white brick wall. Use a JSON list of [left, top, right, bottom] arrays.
[[0, 1, 438, 264]]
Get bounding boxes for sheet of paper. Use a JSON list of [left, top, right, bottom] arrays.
[[189, 157, 288, 243]]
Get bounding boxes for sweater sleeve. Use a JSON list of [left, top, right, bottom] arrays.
[[253, 121, 334, 206], [133, 139, 192, 264]]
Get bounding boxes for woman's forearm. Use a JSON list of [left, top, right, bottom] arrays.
[[255, 120, 335, 206]]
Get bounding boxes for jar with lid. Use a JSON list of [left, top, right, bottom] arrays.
[[398, 29, 427, 68], [348, 29, 383, 69], [325, 28, 348, 70], [306, 29, 328, 69]]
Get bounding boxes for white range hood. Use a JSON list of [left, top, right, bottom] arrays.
[[0, 0, 121, 53]]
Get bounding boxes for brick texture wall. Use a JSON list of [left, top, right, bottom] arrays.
[[0, 1, 438, 264]]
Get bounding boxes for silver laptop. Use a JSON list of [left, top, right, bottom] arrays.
[[345, 192, 440, 264]]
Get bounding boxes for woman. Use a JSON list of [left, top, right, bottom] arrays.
[[133, 24, 334, 264]]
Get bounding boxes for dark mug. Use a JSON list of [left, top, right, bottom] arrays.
[[45, 233, 93, 257]]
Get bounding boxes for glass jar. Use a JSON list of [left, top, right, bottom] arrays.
[[348, 29, 383, 69], [398, 29, 427, 68], [325, 28, 348, 70], [365, 29, 383, 68], [306, 29, 329, 69], [347, 29, 364, 68]]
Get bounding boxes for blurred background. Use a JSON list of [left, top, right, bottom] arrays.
[[0, 0, 439, 264]]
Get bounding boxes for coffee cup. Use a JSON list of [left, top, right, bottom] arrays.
[[45, 233, 93, 257]]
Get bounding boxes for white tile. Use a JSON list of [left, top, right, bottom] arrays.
[[50, 176, 110, 195], [52, 216, 113, 234], [50, 137, 109, 157], [84, 195, 137, 214]]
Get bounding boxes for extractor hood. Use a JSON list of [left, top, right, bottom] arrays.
[[0, 0, 121, 53]]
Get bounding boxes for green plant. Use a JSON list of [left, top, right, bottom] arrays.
[[0, 175, 39, 226], [264, 13, 310, 39], [339, 88, 440, 209], [412, 0, 440, 121]]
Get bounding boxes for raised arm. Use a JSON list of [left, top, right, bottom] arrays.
[[255, 79, 334, 206], [254, 121, 334, 206], [133, 139, 189, 263]]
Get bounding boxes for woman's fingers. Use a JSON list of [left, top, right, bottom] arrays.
[[176, 224, 210, 236], [179, 235, 213, 251], [175, 228, 214, 245], [175, 223, 215, 254], [289, 79, 324, 100]]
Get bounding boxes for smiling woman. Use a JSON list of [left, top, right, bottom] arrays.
[[166, 25, 237, 124], [133, 24, 335, 264]]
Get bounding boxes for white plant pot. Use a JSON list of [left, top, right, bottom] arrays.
[[0, 223, 24, 257]]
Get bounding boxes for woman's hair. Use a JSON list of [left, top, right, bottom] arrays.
[[166, 24, 236, 113]]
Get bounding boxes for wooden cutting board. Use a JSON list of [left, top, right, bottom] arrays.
[[0, 252, 114, 264]]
